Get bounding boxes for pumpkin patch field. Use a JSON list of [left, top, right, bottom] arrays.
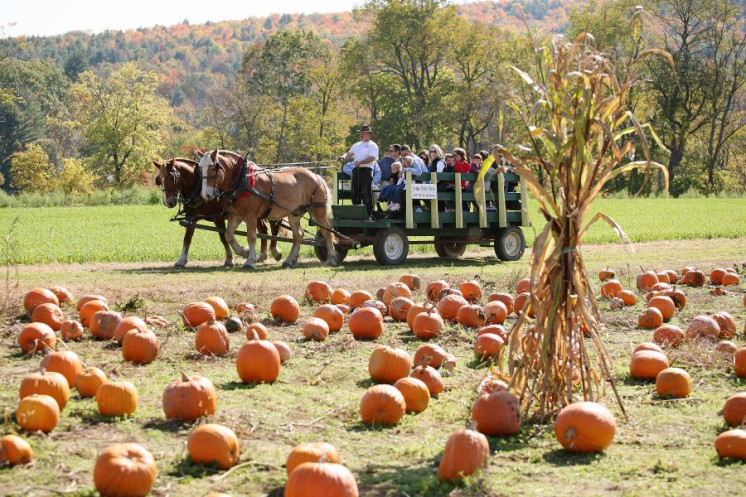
[[1, 237, 745, 496]]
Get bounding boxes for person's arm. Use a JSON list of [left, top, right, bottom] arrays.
[[338, 146, 354, 163]]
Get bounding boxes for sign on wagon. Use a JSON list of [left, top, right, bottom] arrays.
[[410, 183, 437, 199]]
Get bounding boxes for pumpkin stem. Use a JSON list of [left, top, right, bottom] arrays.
[[181, 371, 189, 382], [466, 420, 477, 431]]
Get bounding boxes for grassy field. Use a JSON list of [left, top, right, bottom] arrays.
[[0, 238, 744, 496], [0, 197, 745, 265]]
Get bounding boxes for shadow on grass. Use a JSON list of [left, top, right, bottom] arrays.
[[77, 411, 134, 425], [355, 377, 375, 388], [486, 435, 528, 454], [142, 418, 193, 433], [542, 448, 605, 466], [357, 460, 457, 497], [219, 380, 259, 391], [347, 421, 402, 433], [169, 457, 221, 478]]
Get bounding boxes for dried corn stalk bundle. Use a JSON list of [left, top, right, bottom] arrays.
[[499, 30, 671, 422]]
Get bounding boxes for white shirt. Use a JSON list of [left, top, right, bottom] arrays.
[[348, 140, 379, 169]]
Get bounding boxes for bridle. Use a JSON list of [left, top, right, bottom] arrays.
[[157, 160, 183, 199]]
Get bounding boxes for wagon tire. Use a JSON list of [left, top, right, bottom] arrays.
[[373, 227, 409, 266], [494, 226, 526, 261], [434, 237, 467, 259], [313, 231, 348, 264]]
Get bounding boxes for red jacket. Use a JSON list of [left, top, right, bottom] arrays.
[[453, 160, 471, 188]]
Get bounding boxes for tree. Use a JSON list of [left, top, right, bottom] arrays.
[[57, 158, 95, 194], [67, 63, 172, 185], [9, 143, 56, 193]]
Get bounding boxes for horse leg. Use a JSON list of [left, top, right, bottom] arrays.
[[310, 205, 338, 267], [176, 225, 194, 267], [257, 220, 268, 263], [214, 218, 234, 267], [270, 220, 283, 261], [243, 216, 258, 269], [282, 215, 303, 268], [225, 214, 249, 258]]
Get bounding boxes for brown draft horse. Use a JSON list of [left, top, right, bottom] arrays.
[[198, 149, 337, 268], [153, 158, 283, 267]]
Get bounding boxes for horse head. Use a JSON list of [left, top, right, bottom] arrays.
[[199, 149, 223, 201], [153, 158, 180, 208]]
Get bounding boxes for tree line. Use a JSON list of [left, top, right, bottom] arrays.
[[0, 0, 743, 197]]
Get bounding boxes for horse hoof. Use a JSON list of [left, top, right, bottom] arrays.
[[325, 261, 338, 268], [281, 260, 296, 269], [272, 251, 283, 262], [243, 263, 256, 270], [223, 261, 234, 268], [257, 254, 268, 263], [174, 262, 186, 268]]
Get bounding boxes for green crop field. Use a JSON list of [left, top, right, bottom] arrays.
[[1, 197, 745, 265]]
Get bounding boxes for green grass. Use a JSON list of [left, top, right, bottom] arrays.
[[1, 198, 745, 265], [0, 240, 744, 496]]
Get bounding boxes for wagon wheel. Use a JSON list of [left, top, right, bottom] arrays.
[[494, 226, 526, 261], [373, 227, 409, 266], [313, 231, 348, 264], [434, 236, 467, 259]]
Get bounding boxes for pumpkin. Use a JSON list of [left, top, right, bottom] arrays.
[[272, 341, 292, 363], [474, 333, 504, 360], [204, 296, 230, 319], [236, 336, 281, 384], [680, 269, 706, 287], [348, 307, 384, 340], [40, 350, 83, 387], [330, 288, 351, 305], [483, 301, 508, 325], [456, 304, 486, 328], [399, 274, 421, 291], [636, 270, 659, 291], [478, 377, 509, 395], [412, 310, 444, 340], [16, 394, 59, 433], [477, 324, 507, 340], [393, 377, 430, 413], [162, 373, 217, 421], [97, 381, 138, 416], [305, 281, 333, 303], [735, 347, 746, 377], [598, 267, 616, 281], [285, 462, 359, 497], [722, 272, 740, 286], [647, 296, 676, 321], [75, 366, 107, 398], [359, 384, 406, 426], [347, 290, 374, 309], [224, 316, 243, 333], [629, 350, 669, 380], [48, 286, 73, 306], [459, 280, 482, 302], [183, 302, 216, 327], [554, 401, 616, 453], [715, 429, 746, 460], [314, 304, 345, 332], [633, 342, 664, 354], [712, 311, 737, 339], [514, 292, 534, 317], [686, 315, 721, 341], [437, 294, 468, 322], [122, 329, 158, 364], [0, 434, 33, 465], [664, 269, 678, 282], [187, 424, 239, 469], [600, 280, 623, 299], [269, 295, 300, 323], [426, 280, 450, 301], [487, 292, 514, 315], [407, 302, 437, 330], [663, 289, 687, 309], [60, 320, 84, 341], [336, 304, 350, 314], [710, 268, 726, 285], [411, 365, 444, 395], [368, 346, 411, 384], [655, 367, 691, 398], [516, 278, 531, 294], [438, 427, 489, 481], [79, 299, 109, 327], [245, 322, 268, 340], [715, 340, 738, 356], [650, 282, 671, 292], [388, 297, 414, 322], [472, 390, 521, 436], [652, 325, 685, 347], [113, 316, 146, 344], [413, 344, 449, 369], [637, 307, 663, 329], [76, 294, 108, 311], [359, 300, 387, 316], [609, 297, 624, 310], [30, 303, 64, 331], [723, 393, 746, 425], [618, 290, 637, 306], [302, 317, 330, 342], [19, 370, 70, 410], [286, 442, 341, 476], [18, 322, 56, 354], [235, 302, 256, 321], [94, 443, 157, 497], [375, 287, 385, 301], [90, 311, 123, 340], [382, 282, 413, 305], [195, 319, 230, 356], [22, 288, 59, 314]]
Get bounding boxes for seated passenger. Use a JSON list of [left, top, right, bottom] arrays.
[[378, 161, 401, 203]]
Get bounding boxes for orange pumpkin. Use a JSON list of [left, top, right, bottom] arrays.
[[97, 381, 138, 416], [655, 367, 691, 398], [359, 299, 387, 316], [0, 434, 33, 465], [285, 462, 358, 497], [48, 286, 73, 306], [680, 269, 706, 287], [113, 316, 146, 344], [40, 350, 83, 387], [413, 344, 449, 369], [270, 295, 300, 323], [235, 302, 256, 320], [393, 377, 430, 413], [459, 280, 482, 301], [686, 315, 720, 341], [426, 280, 450, 301], [637, 307, 664, 329], [437, 294, 468, 322], [600, 280, 623, 299], [236, 336, 281, 384], [629, 350, 669, 380], [399, 274, 421, 291], [514, 292, 534, 317], [554, 401, 616, 453], [79, 299, 109, 328], [286, 442, 341, 476], [195, 320, 230, 356], [735, 347, 746, 378], [162, 373, 217, 421], [723, 393, 746, 425], [16, 394, 59, 433], [204, 296, 230, 319], [90, 311, 123, 340], [30, 303, 64, 331], [359, 384, 406, 425], [477, 324, 507, 340], [456, 304, 486, 328], [412, 310, 444, 340], [652, 325, 685, 347], [302, 317, 330, 342], [22, 288, 59, 314], [598, 267, 616, 281], [663, 289, 687, 309], [618, 290, 637, 306], [472, 391, 520, 436], [650, 282, 671, 292], [60, 320, 85, 341], [388, 297, 414, 322], [715, 340, 738, 356], [647, 296, 675, 321], [722, 272, 740, 286], [636, 270, 659, 291], [715, 429, 746, 461], [246, 322, 268, 340], [348, 307, 384, 340], [438, 428, 489, 481], [411, 365, 444, 395], [182, 302, 216, 327], [188, 424, 239, 470], [18, 322, 56, 354], [76, 294, 108, 311], [94, 443, 157, 497], [474, 333, 504, 360], [122, 329, 158, 364], [368, 345, 411, 384], [330, 288, 351, 305], [487, 292, 514, 315], [314, 304, 345, 332], [347, 290, 374, 309], [305, 281, 333, 303], [75, 366, 107, 398], [710, 268, 727, 285], [382, 282, 413, 305], [19, 370, 70, 410], [515, 278, 531, 294], [478, 377, 509, 395], [712, 311, 737, 339], [406, 302, 437, 330], [633, 342, 664, 354], [483, 300, 508, 325], [272, 341, 292, 364]]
